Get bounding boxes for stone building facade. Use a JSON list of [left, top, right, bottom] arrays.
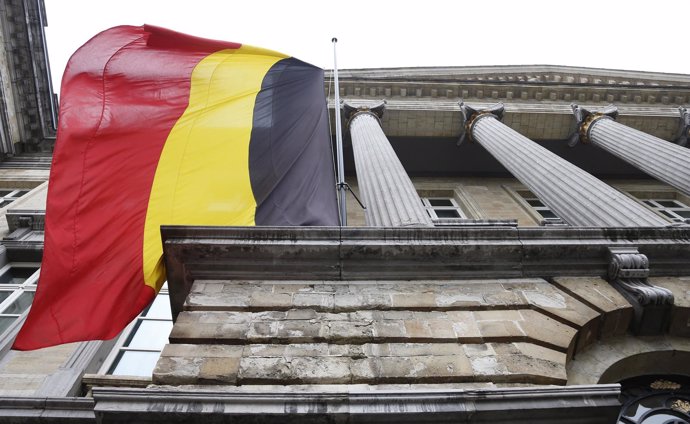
[[1, 1, 690, 422]]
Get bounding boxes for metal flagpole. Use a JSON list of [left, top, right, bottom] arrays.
[[332, 37, 347, 226]]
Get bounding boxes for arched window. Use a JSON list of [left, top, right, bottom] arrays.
[[618, 375, 690, 424]]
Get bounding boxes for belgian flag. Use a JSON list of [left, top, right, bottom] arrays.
[[13, 25, 339, 350]]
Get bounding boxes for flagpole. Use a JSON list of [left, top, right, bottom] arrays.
[[332, 37, 347, 226]]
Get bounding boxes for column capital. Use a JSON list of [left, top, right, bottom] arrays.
[[569, 104, 618, 146], [675, 106, 690, 147], [342, 101, 386, 129], [458, 102, 505, 145]]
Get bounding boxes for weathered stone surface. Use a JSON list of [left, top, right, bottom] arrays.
[[518, 310, 577, 353], [186, 278, 569, 313], [552, 276, 633, 338], [514, 281, 599, 327], [648, 276, 690, 337], [155, 342, 568, 386], [567, 335, 690, 385], [238, 356, 352, 384]]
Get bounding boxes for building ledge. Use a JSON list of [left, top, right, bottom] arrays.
[[161, 225, 690, 319], [91, 384, 621, 424]]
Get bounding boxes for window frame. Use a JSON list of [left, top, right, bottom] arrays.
[[0, 189, 30, 209], [99, 285, 172, 377], [0, 263, 41, 341], [504, 185, 567, 226], [640, 199, 690, 223], [422, 196, 466, 220]]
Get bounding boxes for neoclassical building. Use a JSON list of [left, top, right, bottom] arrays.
[[1, 1, 690, 422]]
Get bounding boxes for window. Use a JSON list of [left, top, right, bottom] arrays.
[[518, 192, 565, 225], [0, 189, 29, 209], [422, 197, 465, 219], [101, 284, 172, 377], [0, 264, 40, 337], [618, 375, 690, 424], [641, 199, 690, 223]]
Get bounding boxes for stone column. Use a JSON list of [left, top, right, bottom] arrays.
[[459, 102, 667, 227], [343, 102, 432, 227], [572, 105, 690, 198]]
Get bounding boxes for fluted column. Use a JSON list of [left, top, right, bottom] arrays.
[[459, 102, 667, 227], [572, 105, 690, 198], [344, 102, 432, 227]]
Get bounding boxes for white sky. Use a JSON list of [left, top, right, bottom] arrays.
[[45, 0, 688, 92]]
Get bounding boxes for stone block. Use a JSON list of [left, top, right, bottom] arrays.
[[403, 320, 432, 338], [238, 356, 351, 384], [446, 311, 482, 342], [391, 292, 437, 308], [372, 320, 406, 340], [517, 282, 599, 327], [153, 356, 203, 385], [477, 319, 525, 341], [426, 318, 457, 339], [470, 354, 508, 376], [499, 353, 566, 384], [518, 310, 576, 352], [514, 343, 565, 365], [387, 343, 464, 357], [249, 292, 292, 309], [376, 355, 472, 382], [292, 293, 334, 310], [285, 309, 318, 320], [327, 320, 374, 342], [170, 322, 249, 343], [552, 277, 631, 313], [198, 357, 240, 384]]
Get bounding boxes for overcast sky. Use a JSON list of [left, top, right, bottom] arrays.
[[44, 0, 688, 92]]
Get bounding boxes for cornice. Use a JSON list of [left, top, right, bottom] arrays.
[[325, 66, 690, 108]]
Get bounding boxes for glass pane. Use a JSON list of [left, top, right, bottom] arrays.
[[428, 198, 453, 207], [0, 267, 39, 284], [675, 210, 690, 219], [660, 210, 676, 219], [125, 319, 172, 350], [0, 316, 17, 334], [0, 291, 10, 303], [435, 209, 461, 218], [0, 190, 12, 197], [642, 200, 657, 207], [109, 351, 161, 376], [527, 199, 544, 207], [13, 190, 29, 197], [656, 200, 681, 208], [143, 295, 172, 319], [0, 201, 12, 208], [1, 292, 35, 314], [538, 209, 558, 219]]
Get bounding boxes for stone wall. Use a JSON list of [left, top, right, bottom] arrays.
[[154, 276, 641, 387]]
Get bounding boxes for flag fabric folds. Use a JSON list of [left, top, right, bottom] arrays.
[[13, 25, 339, 350]]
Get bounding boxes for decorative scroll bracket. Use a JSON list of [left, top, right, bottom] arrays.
[[342, 101, 386, 129], [607, 247, 674, 336], [569, 104, 619, 147], [457, 102, 505, 146], [675, 106, 690, 147]]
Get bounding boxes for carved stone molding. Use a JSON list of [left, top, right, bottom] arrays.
[[607, 247, 674, 335]]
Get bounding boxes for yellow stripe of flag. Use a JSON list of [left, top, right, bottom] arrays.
[[142, 46, 288, 290]]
